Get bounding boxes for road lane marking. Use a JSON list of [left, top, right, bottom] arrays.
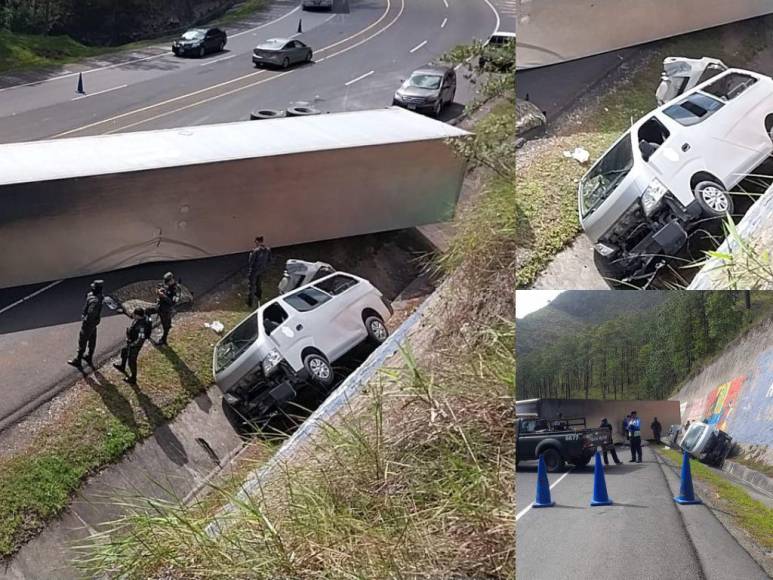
[[0, 281, 63, 316], [53, 0, 398, 137], [441, 17, 448, 28], [71, 84, 128, 101], [515, 468, 573, 521], [106, 70, 294, 133], [409, 40, 428, 53], [443, 0, 449, 7], [482, 0, 501, 33], [200, 54, 238, 66], [345, 70, 374, 86], [0, 5, 300, 94]]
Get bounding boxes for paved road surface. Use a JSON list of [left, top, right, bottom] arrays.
[[517, 446, 768, 580]]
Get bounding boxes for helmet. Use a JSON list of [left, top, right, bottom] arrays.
[[90, 279, 104, 292], [163, 272, 174, 283]]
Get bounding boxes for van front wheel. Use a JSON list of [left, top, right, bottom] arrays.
[[303, 353, 335, 388], [694, 180, 733, 217]]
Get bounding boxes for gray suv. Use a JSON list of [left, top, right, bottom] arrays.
[[393, 65, 456, 117]]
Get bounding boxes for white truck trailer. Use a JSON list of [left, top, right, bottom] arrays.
[[0, 107, 469, 289]]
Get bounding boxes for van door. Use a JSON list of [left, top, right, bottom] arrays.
[[281, 286, 344, 362], [261, 303, 304, 370], [313, 274, 368, 356]]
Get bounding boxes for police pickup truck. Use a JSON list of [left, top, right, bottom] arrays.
[[516, 416, 611, 471]]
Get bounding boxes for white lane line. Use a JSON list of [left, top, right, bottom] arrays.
[[71, 84, 128, 101], [0, 281, 63, 316], [442, 0, 449, 7], [200, 53, 237, 66], [441, 17, 448, 28], [409, 40, 428, 53], [345, 70, 374, 86], [0, 6, 300, 93], [515, 468, 573, 521], [482, 0, 501, 33]]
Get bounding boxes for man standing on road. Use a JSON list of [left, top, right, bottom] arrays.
[[600, 418, 622, 465], [247, 235, 272, 308], [113, 308, 152, 385], [628, 410, 643, 463], [651, 417, 663, 444], [154, 272, 179, 346], [67, 279, 105, 369]]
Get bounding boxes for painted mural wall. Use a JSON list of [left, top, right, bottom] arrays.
[[674, 321, 773, 457]]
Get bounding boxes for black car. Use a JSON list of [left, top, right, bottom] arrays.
[[173, 28, 227, 58]]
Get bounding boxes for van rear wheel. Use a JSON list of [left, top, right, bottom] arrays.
[[303, 352, 334, 388], [365, 315, 388, 345], [693, 180, 733, 217]]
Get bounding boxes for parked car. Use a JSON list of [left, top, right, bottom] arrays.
[[579, 67, 773, 283], [253, 38, 313, 68], [392, 65, 456, 117], [680, 420, 733, 467], [516, 415, 608, 471], [173, 28, 227, 57], [302, 0, 334, 10], [478, 30, 516, 70], [214, 272, 393, 427]]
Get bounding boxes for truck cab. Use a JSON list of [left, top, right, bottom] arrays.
[[516, 416, 606, 471]]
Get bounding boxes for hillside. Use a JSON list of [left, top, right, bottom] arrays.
[[516, 291, 669, 355]]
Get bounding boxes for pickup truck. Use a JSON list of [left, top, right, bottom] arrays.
[[516, 416, 611, 471]]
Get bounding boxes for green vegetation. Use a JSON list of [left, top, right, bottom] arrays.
[[516, 20, 771, 287], [0, 277, 253, 558], [517, 291, 773, 399], [216, 0, 268, 26], [0, 29, 106, 72], [657, 447, 773, 550]]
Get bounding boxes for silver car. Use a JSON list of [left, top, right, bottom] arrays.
[[302, 0, 334, 9], [393, 65, 457, 117], [252, 38, 313, 69]]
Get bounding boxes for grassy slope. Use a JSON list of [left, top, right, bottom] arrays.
[[75, 96, 516, 578], [516, 21, 770, 287], [657, 447, 773, 551]]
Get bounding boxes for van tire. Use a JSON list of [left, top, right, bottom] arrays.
[[540, 448, 564, 472], [303, 352, 334, 388], [693, 180, 733, 217], [365, 315, 388, 345]]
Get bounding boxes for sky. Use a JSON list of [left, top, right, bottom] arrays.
[[515, 290, 564, 319]]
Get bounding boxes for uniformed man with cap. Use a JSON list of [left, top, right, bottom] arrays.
[[247, 236, 271, 308], [67, 279, 105, 369], [113, 307, 152, 384], [154, 272, 179, 346], [628, 410, 643, 463]]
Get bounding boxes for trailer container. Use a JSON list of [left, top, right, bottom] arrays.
[[0, 107, 469, 288]]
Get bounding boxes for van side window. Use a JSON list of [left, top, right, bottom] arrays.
[[703, 72, 757, 101], [314, 274, 359, 296], [284, 287, 332, 312], [637, 117, 671, 160], [263, 303, 288, 335]]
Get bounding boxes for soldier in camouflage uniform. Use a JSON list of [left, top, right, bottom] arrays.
[[67, 279, 105, 369]]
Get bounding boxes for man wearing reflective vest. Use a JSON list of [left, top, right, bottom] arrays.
[[628, 410, 643, 463]]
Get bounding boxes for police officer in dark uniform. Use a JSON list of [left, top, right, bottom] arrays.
[[154, 272, 179, 346], [67, 279, 105, 369], [600, 418, 622, 465], [113, 307, 152, 384], [247, 236, 271, 307]]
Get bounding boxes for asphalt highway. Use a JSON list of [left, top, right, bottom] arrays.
[[516, 446, 768, 580], [0, 0, 510, 430]]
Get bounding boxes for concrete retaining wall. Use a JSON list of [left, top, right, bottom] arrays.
[[671, 319, 773, 463]]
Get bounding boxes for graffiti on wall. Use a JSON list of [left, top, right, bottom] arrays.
[[702, 376, 746, 430]]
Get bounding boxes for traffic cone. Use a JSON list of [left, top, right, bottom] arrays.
[[76, 72, 85, 94], [590, 450, 613, 506], [533, 454, 555, 508], [297, 19, 303, 33], [674, 451, 702, 505]]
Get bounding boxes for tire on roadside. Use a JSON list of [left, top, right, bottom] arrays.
[[693, 179, 734, 218], [250, 108, 284, 120], [285, 106, 321, 117], [540, 447, 565, 472]]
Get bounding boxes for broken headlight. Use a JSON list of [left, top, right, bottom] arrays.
[[641, 178, 669, 216], [594, 242, 617, 257], [262, 349, 283, 376]]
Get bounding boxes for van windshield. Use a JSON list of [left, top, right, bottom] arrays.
[[681, 425, 706, 452], [580, 132, 634, 217], [215, 313, 260, 373]]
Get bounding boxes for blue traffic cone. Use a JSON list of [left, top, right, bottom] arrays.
[[674, 451, 702, 505], [533, 454, 555, 508], [590, 450, 613, 506], [297, 19, 303, 33], [76, 72, 85, 94]]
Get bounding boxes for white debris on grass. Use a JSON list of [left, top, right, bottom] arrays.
[[205, 321, 225, 334], [563, 147, 590, 164]]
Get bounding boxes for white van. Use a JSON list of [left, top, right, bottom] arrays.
[[579, 68, 773, 282], [214, 272, 392, 424]]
